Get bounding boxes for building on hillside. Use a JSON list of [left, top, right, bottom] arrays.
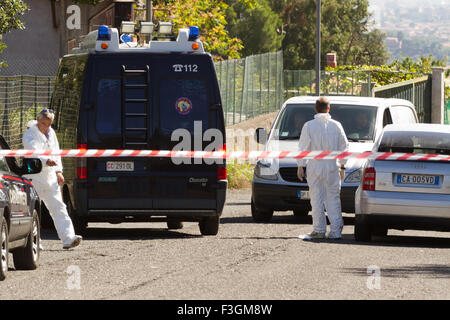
[[0, 0, 136, 76]]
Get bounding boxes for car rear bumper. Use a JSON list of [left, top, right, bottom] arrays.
[[252, 181, 357, 213], [357, 190, 450, 218]]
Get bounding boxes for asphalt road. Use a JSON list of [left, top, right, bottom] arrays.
[[1, 189, 450, 300]]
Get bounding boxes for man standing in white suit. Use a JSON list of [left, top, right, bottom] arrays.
[[297, 97, 349, 240]]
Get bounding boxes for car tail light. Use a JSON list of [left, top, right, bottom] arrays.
[[217, 167, 227, 180], [77, 144, 87, 180], [362, 167, 376, 191]]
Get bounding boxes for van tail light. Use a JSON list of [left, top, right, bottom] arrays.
[[77, 144, 87, 180], [219, 143, 226, 153], [217, 167, 227, 180], [362, 167, 376, 191]]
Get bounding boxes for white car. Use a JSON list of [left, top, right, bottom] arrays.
[[252, 96, 418, 222], [355, 123, 450, 242]]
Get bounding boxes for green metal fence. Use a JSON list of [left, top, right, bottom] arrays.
[[373, 76, 432, 123], [215, 51, 284, 126], [0, 75, 55, 148], [445, 99, 450, 125], [284, 70, 375, 98]]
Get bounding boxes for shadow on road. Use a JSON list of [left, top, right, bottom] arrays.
[[342, 264, 450, 279], [40, 227, 200, 241], [220, 214, 355, 226], [306, 233, 450, 249]]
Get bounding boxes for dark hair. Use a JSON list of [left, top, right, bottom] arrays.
[[315, 97, 330, 113]]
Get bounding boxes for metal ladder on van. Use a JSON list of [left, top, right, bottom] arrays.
[[121, 65, 150, 149]]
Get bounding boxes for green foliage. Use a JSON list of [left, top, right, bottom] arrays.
[[326, 55, 443, 87], [225, 0, 284, 56], [227, 160, 254, 189], [153, 0, 256, 60], [0, 0, 28, 68], [276, 0, 389, 70]]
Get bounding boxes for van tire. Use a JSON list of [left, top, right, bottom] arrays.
[[0, 217, 8, 281], [354, 214, 372, 242], [199, 216, 219, 236], [66, 198, 87, 235], [293, 204, 310, 217], [251, 200, 273, 222], [40, 203, 54, 230], [12, 210, 40, 270], [167, 221, 183, 230]]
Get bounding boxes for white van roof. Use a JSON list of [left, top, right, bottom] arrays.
[[283, 96, 415, 108], [70, 26, 205, 55]]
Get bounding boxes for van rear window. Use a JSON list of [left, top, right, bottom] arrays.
[[159, 79, 208, 134], [96, 78, 121, 135]]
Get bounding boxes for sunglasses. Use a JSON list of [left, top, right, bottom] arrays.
[[40, 109, 54, 114]]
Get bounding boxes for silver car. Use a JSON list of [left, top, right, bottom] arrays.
[[355, 123, 450, 242]]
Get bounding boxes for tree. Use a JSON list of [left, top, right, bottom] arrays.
[[0, 0, 28, 68], [225, 0, 284, 56], [275, 0, 388, 70], [153, 0, 256, 60]]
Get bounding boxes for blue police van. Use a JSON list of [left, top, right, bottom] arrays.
[[48, 25, 227, 236]]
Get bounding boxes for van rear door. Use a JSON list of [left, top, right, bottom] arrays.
[[149, 54, 225, 210], [85, 53, 224, 211]]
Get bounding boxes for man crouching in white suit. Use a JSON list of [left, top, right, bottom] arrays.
[[23, 109, 82, 249]]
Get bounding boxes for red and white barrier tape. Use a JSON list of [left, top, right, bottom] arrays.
[[2, 149, 450, 161]]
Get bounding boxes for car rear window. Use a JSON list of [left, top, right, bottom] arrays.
[[378, 131, 450, 155], [273, 103, 377, 141]]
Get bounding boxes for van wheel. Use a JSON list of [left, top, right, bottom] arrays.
[[199, 216, 219, 236], [251, 200, 273, 222], [354, 214, 372, 242], [66, 198, 87, 235], [0, 217, 9, 281], [40, 202, 54, 230], [293, 204, 310, 217], [12, 210, 40, 270], [167, 221, 183, 230]]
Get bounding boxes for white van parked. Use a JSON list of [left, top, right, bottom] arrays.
[[251, 96, 419, 222]]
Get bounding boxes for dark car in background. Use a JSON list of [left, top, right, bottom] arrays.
[[0, 135, 42, 281]]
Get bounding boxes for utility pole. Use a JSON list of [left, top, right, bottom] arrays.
[[146, 0, 153, 22], [315, 0, 321, 96]]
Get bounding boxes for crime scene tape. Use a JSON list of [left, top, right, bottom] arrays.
[[1, 149, 450, 161]]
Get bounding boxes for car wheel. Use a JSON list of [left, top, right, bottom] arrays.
[[12, 209, 40, 270], [199, 216, 219, 236], [251, 200, 273, 222], [167, 221, 183, 230], [66, 198, 87, 235], [354, 214, 372, 242], [0, 217, 8, 281]]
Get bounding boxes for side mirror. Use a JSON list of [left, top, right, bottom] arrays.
[[22, 158, 42, 175], [254, 128, 267, 144]]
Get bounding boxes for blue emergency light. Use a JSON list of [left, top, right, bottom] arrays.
[[189, 26, 199, 41], [97, 25, 111, 41]]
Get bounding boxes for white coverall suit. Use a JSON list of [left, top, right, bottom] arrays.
[[23, 120, 77, 246], [297, 113, 349, 237]]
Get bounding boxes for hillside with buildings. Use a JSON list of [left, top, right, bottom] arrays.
[[370, 0, 450, 64]]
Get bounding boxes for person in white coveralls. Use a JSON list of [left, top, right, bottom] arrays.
[[23, 109, 82, 249], [297, 97, 349, 240]]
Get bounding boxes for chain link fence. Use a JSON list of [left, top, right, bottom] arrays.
[[0, 75, 55, 148], [215, 51, 284, 126]]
